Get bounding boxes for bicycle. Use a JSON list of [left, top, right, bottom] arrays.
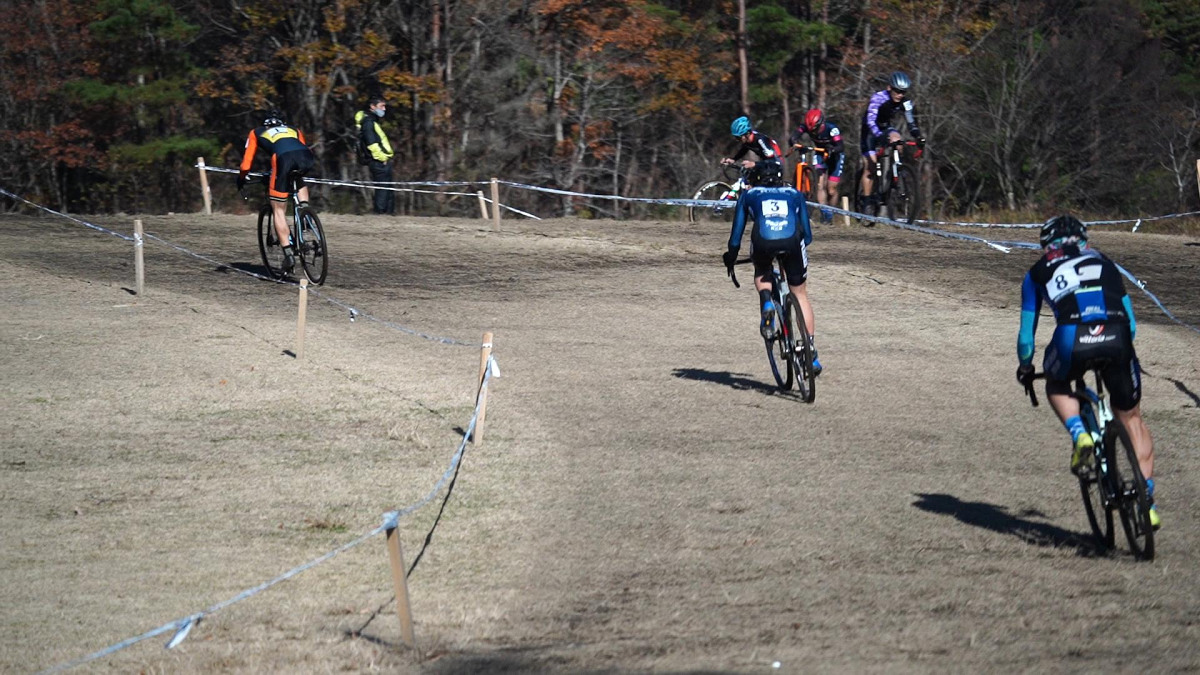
[[689, 164, 747, 225], [729, 256, 816, 402], [854, 139, 922, 224], [1024, 367, 1154, 560], [791, 144, 833, 222], [242, 172, 329, 285]]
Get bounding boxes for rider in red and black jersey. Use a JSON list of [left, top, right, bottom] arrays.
[[789, 108, 845, 222]]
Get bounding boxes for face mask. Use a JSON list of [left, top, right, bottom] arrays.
[[373, 108, 385, 118]]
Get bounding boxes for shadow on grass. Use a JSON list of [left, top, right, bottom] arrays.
[[912, 492, 1111, 558], [221, 261, 276, 278], [671, 367, 801, 399]]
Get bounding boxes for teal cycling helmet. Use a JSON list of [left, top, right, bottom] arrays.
[[1040, 214, 1087, 247], [730, 116, 752, 137]]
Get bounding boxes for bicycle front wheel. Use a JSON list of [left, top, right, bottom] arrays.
[[257, 206, 284, 280], [1107, 420, 1155, 560], [885, 164, 920, 224], [296, 207, 328, 285], [690, 181, 736, 224], [1077, 424, 1114, 548], [784, 294, 816, 403], [763, 303, 793, 391]]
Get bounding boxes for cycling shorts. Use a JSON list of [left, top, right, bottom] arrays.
[[1043, 321, 1142, 411], [269, 149, 316, 201], [859, 125, 897, 157], [751, 235, 809, 285]]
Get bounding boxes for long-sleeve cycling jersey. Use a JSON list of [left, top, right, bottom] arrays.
[[731, 130, 783, 174], [1017, 244, 1136, 365], [789, 120, 844, 156], [861, 90, 921, 140], [728, 185, 813, 251], [240, 124, 309, 172]]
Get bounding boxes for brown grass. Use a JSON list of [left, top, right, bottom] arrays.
[[2, 211, 1198, 673]]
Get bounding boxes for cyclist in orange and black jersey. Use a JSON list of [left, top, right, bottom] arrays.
[[238, 110, 315, 270]]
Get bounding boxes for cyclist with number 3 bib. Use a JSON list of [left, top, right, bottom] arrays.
[[1015, 215, 1160, 529], [238, 110, 316, 273], [722, 163, 821, 375]]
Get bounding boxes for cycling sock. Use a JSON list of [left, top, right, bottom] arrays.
[[758, 289, 773, 310], [1064, 415, 1086, 442], [1146, 477, 1155, 499]]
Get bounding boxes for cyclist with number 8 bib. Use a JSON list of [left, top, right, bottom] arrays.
[[238, 110, 316, 273], [722, 163, 821, 375], [1015, 215, 1160, 529]]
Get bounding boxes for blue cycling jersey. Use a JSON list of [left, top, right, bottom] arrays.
[[728, 185, 812, 251], [1017, 243, 1136, 364]]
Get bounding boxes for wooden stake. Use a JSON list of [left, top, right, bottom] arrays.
[[295, 278, 308, 360], [385, 526, 417, 648], [198, 157, 212, 216], [841, 196, 851, 227], [477, 191, 489, 219], [1195, 159, 1200, 204], [490, 178, 501, 229], [472, 332, 494, 444], [134, 219, 145, 296]]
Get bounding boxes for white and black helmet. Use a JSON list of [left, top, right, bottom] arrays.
[[1040, 214, 1088, 247], [889, 71, 911, 93]]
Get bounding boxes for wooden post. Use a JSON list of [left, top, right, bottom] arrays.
[[385, 525, 417, 648], [490, 178, 501, 229], [840, 196, 851, 227], [477, 191, 489, 219], [1195, 159, 1199, 204], [133, 219, 145, 296], [472, 332, 494, 444], [295, 278, 308, 360], [197, 157, 212, 216]]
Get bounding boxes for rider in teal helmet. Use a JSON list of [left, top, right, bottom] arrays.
[[730, 116, 752, 137], [723, 116, 783, 187]]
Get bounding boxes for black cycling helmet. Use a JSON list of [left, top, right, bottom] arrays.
[[749, 162, 784, 188], [263, 109, 285, 127], [1040, 214, 1088, 248], [889, 71, 911, 93]]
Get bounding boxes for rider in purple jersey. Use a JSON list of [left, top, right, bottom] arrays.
[[857, 72, 925, 213]]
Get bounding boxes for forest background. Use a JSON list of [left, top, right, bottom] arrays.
[[3, 0, 1200, 220]]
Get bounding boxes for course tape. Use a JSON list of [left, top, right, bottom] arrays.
[[0, 185, 476, 347], [976, 237, 1200, 335], [197, 167, 540, 219], [36, 356, 496, 674], [0, 188, 135, 241]]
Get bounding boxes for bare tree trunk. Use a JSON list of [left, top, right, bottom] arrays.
[[738, 0, 749, 115], [858, 0, 871, 100]]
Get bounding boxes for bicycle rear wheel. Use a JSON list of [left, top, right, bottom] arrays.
[[690, 181, 736, 224], [763, 302, 793, 391], [886, 164, 920, 224], [783, 294, 816, 403], [1107, 420, 1155, 560], [296, 206, 328, 285], [257, 205, 284, 279]]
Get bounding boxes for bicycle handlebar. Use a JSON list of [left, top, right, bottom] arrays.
[[1023, 372, 1047, 407], [727, 257, 753, 289]]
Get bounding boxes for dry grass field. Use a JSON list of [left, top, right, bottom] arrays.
[[2, 208, 1199, 673]]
